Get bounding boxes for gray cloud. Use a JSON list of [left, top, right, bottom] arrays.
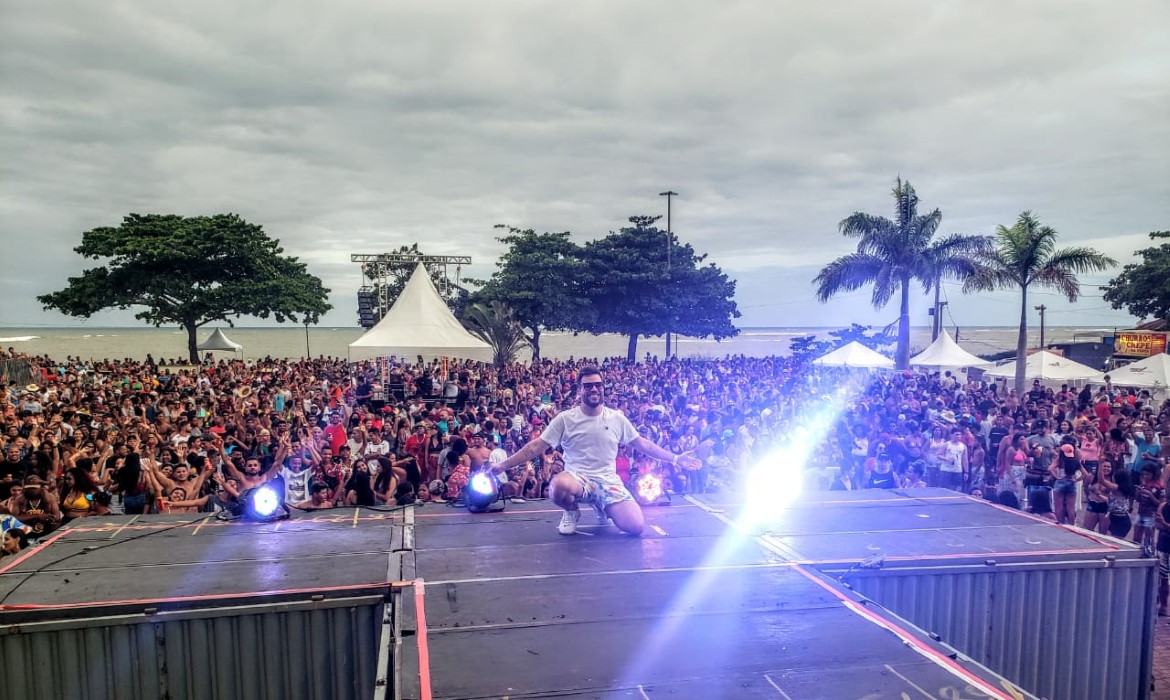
[[2, 0, 1167, 331]]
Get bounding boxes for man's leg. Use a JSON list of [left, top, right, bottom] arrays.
[[605, 499, 645, 536], [548, 472, 584, 509], [549, 472, 586, 535]]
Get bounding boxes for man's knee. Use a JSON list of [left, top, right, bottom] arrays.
[[548, 474, 581, 505]]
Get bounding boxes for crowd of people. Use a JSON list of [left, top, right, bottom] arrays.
[[1, 346, 1168, 614]]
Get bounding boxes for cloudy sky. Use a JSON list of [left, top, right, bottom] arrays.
[[1, 0, 1167, 332]]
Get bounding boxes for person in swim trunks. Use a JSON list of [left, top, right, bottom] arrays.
[[491, 365, 700, 536]]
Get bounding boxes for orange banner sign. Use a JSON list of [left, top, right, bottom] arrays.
[[1114, 332, 1167, 358]]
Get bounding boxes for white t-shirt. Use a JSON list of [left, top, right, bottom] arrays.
[[281, 465, 310, 503], [363, 440, 391, 457], [941, 441, 967, 474], [488, 447, 508, 467], [539, 406, 639, 479]]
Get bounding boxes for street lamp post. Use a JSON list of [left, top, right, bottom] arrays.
[[659, 190, 677, 359]]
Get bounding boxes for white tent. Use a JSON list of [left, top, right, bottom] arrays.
[[1106, 353, 1170, 390], [196, 328, 243, 353], [812, 341, 894, 369], [984, 350, 1103, 382], [910, 331, 991, 368], [348, 264, 493, 362]]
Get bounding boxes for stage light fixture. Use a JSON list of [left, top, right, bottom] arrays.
[[633, 472, 670, 506], [239, 484, 289, 522], [466, 471, 505, 513]]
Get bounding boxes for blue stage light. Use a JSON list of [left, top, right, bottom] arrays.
[[469, 472, 495, 496], [240, 484, 288, 522], [466, 470, 504, 513]]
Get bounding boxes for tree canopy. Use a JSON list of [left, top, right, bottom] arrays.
[[38, 213, 331, 362], [814, 179, 989, 369], [965, 211, 1115, 395], [1103, 230, 1170, 322], [468, 226, 593, 360], [582, 216, 739, 360]]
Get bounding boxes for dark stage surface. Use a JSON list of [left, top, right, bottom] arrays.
[[3, 489, 1106, 698], [399, 489, 1050, 700], [0, 508, 406, 621]]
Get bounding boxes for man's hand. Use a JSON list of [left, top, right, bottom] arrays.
[[675, 453, 702, 471]]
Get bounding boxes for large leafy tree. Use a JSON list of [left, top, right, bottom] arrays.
[[1103, 231, 1170, 322], [461, 301, 531, 368], [468, 226, 593, 360], [583, 216, 739, 360], [39, 213, 332, 362], [814, 179, 990, 369], [965, 211, 1115, 395]]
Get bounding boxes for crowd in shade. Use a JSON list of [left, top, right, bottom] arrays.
[[0, 348, 1168, 615]]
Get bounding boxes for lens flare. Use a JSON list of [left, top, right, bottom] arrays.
[[635, 473, 664, 503], [251, 485, 281, 518], [470, 472, 495, 495]]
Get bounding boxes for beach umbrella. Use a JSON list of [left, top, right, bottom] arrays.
[[812, 341, 894, 369], [1106, 353, 1170, 390], [984, 350, 1102, 383]]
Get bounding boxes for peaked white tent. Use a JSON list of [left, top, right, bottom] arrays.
[[984, 350, 1102, 382], [910, 331, 991, 368], [812, 341, 894, 369], [196, 328, 243, 353], [349, 264, 493, 362], [1106, 353, 1170, 390]]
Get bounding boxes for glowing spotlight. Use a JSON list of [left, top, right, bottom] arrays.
[[240, 484, 288, 522], [633, 472, 669, 506], [466, 470, 505, 513]]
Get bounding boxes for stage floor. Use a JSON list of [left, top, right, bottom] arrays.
[[398, 489, 1050, 700], [0, 507, 405, 621], [2, 489, 1115, 698]]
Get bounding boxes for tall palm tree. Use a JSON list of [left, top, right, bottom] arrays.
[[461, 301, 531, 368], [965, 211, 1115, 396], [814, 179, 991, 369]]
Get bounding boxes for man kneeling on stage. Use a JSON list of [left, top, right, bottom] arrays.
[[491, 366, 700, 536]]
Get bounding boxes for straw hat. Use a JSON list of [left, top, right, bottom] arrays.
[[236, 386, 253, 398], [24, 384, 39, 393]]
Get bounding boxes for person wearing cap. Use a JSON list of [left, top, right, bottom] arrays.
[[490, 366, 700, 537], [12, 476, 60, 538], [1050, 443, 1082, 525], [866, 452, 899, 489]]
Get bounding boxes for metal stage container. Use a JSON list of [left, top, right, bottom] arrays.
[[743, 488, 1158, 700], [0, 510, 408, 700]]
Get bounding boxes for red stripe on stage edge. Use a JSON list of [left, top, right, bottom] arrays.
[[414, 579, 433, 700]]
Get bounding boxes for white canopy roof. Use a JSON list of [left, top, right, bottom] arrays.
[[196, 327, 243, 351], [910, 331, 991, 368], [812, 341, 894, 368], [348, 264, 493, 362], [1106, 353, 1170, 390], [984, 350, 1102, 382]]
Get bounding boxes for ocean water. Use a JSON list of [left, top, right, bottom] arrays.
[[0, 326, 1113, 363]]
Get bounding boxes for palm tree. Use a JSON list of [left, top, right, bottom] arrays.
[[461, 301, 531, 368], [965, 211, 1116, 396], [814, 179, 991, 369]]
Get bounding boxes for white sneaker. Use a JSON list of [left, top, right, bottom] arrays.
[[591, 499, 609, 525], [557, 508, 580, 535]]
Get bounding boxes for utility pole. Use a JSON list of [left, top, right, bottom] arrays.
[[304, 322, 311, 358], [930, 298, 948, 341], [931, 280, 942, 341], [659, 190, 678, 359], [1035, 304, 1047, 348]]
